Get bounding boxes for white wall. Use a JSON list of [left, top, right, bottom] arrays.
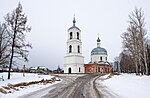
[[91, 54, 107, 63], [64, 27, 84, 73], [64, 64, 84, 73]]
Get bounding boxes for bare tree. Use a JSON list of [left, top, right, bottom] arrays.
[[121, 7, 148, 75], [129, 7, 148, 75], [122, 23, 139, 74], [0, 23, 10, 67], [119, 50, 135, 73], [5, 2, 32, 79], [114, 57, 121, 73], [145, 40, 150, 75]]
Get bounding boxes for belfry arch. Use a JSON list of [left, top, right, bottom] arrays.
[[68, 67, 72, 74]]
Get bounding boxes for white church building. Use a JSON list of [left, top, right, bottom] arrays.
[[64, 17, 84, 73], [64, 17, 112, 74]]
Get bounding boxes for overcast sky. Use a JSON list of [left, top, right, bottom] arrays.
[[0, 0, 150, 70]]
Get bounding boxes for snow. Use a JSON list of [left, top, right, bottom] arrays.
[[1, 72, 150, 98], [0, 72, 61, 98], [97, 73, 150, 98]]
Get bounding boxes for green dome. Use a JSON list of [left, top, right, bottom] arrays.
[[91, 47, 107, 55]]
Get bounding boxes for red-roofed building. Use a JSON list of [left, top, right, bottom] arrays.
[[84, 37, 112, 74]]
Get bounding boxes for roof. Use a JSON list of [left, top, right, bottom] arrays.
[[68, 26, 81, 31], [30, 66, 47, 70], [91, 47, 107, 55], [85, 61, 111, 66], [98, 61, 111, 65]]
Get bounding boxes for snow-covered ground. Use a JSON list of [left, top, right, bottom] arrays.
[[0, 72, 61, 98], [1, 72, 150, 98], [97, 73, 150, 98]]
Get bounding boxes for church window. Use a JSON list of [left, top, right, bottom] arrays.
[[77, 32, 79, 39], [100, 57, 102, 61], [69, 45, 72, 53], [79, 67, 80, 72], [98, 67, 100, 72], [105, 68, 107, 73], [106, 57, 107, 61], [70, 32, 72, 39], [78, 45, 80, 53]]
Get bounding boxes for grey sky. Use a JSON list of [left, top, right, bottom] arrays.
[[0, 0, 150, 70]]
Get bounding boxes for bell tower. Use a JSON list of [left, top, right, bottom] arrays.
[[64, 16, 84, 73]]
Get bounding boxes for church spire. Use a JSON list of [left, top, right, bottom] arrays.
[[73, 15, 76, 26], [97, 33, 101, 47]]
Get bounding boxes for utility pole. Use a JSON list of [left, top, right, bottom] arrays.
[[23, 65, 25, 77]]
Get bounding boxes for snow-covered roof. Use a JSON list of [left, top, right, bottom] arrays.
[[30, 66, 47, 70]]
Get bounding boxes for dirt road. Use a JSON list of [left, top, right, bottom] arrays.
[[20, 74, 102, 98]]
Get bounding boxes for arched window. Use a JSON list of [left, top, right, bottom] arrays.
[[100, 56, 102, 61], [106, 57, 107, 61], [70, 32, 72, 39], [98, 67, 100, 72], [79, 67, 80, 72], [69, 45, 72, 53], [68, 67, 71, 74], [77, 32, 79, 39], [105, 68, 107, 73], [78, 45, 80, 53]]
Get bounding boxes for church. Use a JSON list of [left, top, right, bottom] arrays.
[[64, 17, 112, 74]]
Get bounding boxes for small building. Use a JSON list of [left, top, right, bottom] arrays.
[[84, 37, 112, 74], [29, 66, 49, 74]]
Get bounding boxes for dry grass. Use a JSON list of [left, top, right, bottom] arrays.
[[0, 76, 60, 94], [0, 88, 7, 94]]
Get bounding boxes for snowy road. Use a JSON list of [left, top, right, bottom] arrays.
[[20, 74, 103, 98]]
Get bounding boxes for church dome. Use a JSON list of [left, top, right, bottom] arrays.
[[91, 47, 107, 55]]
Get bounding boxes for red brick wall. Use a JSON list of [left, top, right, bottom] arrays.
[[84, 63, 112, 74], [84, 64, 95, 73]]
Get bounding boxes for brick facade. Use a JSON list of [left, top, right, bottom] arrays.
[[84, 63, 112, 74]]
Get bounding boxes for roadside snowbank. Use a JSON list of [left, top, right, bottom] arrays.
[[0, 72, 61, 98], [97, 73, 150, 98]]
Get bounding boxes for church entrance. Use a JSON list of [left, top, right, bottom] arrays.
[[68, 68, 71, 74]]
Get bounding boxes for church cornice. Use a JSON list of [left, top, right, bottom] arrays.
[[64, 54, 84, 58], [67, 39, 82, 43]]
